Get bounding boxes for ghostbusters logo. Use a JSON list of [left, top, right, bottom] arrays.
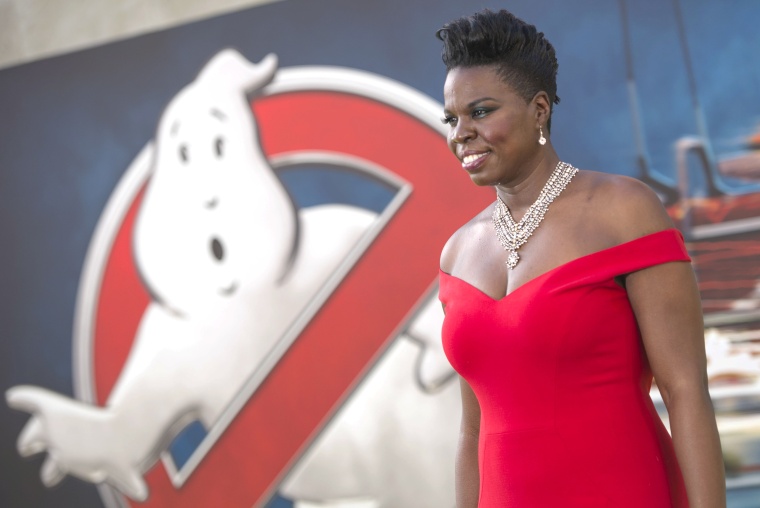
[[7, 49, 492, 507]]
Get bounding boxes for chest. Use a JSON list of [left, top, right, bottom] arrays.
[[453, 219, 616, 300], [440, 270, 643, 386]]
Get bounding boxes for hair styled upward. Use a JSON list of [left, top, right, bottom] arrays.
[[436, 9, 560, 131]]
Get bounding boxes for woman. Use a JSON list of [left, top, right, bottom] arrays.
[[436, 9, 725, 508]]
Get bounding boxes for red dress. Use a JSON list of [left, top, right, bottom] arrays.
[[439, 229, 690, 507]]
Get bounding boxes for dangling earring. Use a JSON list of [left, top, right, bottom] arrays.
[[538, 126, 547, 146]]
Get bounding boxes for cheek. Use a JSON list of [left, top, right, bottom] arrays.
[[483, 120, 517, 146], [447, 133, 457, 154]]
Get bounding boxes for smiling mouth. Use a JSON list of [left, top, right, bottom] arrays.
[[220, 281, 238, 296], [462, 152, 489, 170]]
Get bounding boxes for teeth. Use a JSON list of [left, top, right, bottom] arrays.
[[463, 153, 487, 165]]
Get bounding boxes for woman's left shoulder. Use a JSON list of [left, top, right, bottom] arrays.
[[575, 170, 674, 242]]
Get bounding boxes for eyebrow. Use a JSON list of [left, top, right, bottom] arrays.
[[210, 108, 227, 121], [468, 97, 496, 108], [443, 96, 497, 114]]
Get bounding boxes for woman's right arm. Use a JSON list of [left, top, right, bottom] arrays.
[[456, 377, 481, 508]]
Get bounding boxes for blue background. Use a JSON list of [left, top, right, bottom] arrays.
[[2, 0, 760, 506]]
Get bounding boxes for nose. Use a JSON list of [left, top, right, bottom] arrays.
[[449, 120, 474, 145]]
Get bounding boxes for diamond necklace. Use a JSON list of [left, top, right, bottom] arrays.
[[492, 161, 578, 269]]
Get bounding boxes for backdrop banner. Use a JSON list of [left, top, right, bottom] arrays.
[[2, 1, 759, 507]]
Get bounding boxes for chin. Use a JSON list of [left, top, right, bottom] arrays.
[[468, 172, 499, 188]]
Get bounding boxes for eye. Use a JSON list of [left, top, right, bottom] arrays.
[[441, 115, 456, 126], [179, 144, 189, 163], [472, 107, 489, 118], [214, 137, 224, 158]]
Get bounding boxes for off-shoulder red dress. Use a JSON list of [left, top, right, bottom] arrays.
[[439, 229, 691, 507]]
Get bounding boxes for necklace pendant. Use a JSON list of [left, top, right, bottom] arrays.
[[506, 250, 520, 270]]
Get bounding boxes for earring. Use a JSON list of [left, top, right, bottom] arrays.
[[538, 126, 547, 146]]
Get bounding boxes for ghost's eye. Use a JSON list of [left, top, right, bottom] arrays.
[[215, 137, 224, 158], [211, 237, 224, 261], [179, 144, 189, 163]]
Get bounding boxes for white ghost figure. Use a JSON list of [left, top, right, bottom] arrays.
[[280, 293, 460, 508], [5, 49, 378, 501]]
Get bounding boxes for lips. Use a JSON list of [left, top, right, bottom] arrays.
[[461, 151, 489, 171]]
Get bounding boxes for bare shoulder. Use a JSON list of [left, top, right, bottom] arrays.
[[578, 170, 675, 244], [440, 203, 493, 274]]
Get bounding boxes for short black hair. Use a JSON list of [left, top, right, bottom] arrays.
[[436, 9, 560, 131]]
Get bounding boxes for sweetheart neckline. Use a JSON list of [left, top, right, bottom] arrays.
[[439, 228, 682, 302]]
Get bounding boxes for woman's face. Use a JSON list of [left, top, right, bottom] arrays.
[[443, 65, 539, 187]]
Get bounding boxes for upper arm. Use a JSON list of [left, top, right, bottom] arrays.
[[440, 230, 462, 315], [609, 177, 707, 399], [626, 259, 706, 400], [460, 376, 481, 436]]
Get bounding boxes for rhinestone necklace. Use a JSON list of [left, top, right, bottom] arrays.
[[492, 161, 578, 269]]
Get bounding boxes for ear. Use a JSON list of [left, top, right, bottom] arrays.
[[531, 90, 552, 127]]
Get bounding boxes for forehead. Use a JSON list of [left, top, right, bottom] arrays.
[[443, 65, 520, 108]]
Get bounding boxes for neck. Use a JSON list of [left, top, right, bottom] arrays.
[[495, 148, 561, 219]]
